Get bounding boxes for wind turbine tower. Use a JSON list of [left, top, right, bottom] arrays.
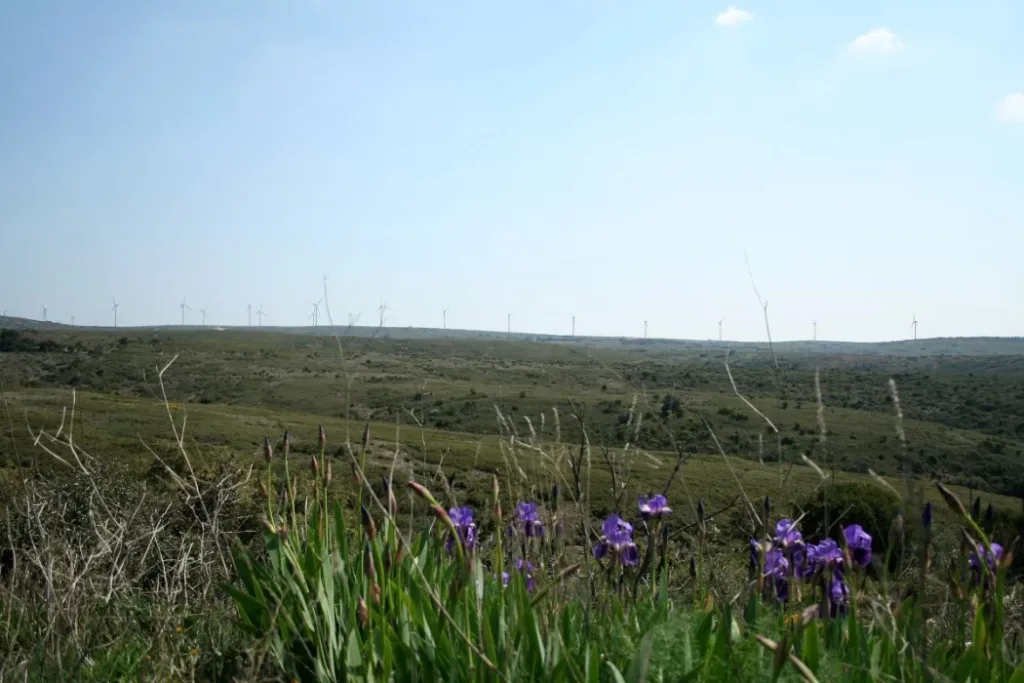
[[911, 313, 919, 341], [718, 318, 724, 342], [247, 304, 252, 327], [180, 298, 192, 326], [572, 316, 576, 337], [41, 304, 47, 322], [309, 299, 322, 327], [256, 305, 266, 327], [643, 320, 648, 339], [111, 298, 119, 328], [507, 313, 512, 335], [812, 319, 817, 342], [200, 307, 209, 326], [443, 308, 449, 331], [377, 299, 388, 327]]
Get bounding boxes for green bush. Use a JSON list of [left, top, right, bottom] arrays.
[[797, 482, 904, 565], [988, 506, 1024, 577]]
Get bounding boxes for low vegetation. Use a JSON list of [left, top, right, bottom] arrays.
[[3, 325, 1024, 680]]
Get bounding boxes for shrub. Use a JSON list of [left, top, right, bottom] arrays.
[[797, 481, 903, 564], [0, 329, 52, 353], [988, 507, 1024, 577]]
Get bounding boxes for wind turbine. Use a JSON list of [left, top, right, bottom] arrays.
[[308, 298, 322, 327], [643, 320, 648, 339], [507, 313, 512, 335], [572, 316, 576, 337], [200, 307, 209, 326], [256, 305, 267, 327], [812, 319, 817, 342], [41, 304, 47, 322], [718, 318, 724, 342], [377, 299, 389, 327], [179, 298, 192, 326], [111, 298, 119, 327], [911, 313, 919, 341], [70, 314, 75, 326], [443, 308, 449, 331], [247, 304, 252, 327]]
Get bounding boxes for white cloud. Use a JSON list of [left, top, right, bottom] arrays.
[[996, 93, 1024, 124], [847, 28, 903, 55], [714, 6, 753, 27]]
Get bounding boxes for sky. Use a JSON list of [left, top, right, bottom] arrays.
[[1, 1, 1022, 341]]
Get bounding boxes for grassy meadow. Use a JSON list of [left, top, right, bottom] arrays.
[[4, 323, 1024, 681]]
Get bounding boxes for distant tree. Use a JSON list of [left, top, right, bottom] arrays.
[[0, 329, 32, 352]]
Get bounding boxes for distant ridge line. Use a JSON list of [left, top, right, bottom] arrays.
[[2, 315, 1024, 356]]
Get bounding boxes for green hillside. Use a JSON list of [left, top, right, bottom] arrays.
[[3, 325, 1024, 498]]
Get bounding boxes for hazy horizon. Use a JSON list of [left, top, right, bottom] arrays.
[[8, 311, 1024, 347], [2, 2, 1021, 342]]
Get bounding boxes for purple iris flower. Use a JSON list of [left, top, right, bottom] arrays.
[[503, 558, 537, 591], [638, 494, 672, 521], [843, 524, 873, 567], [774, 519, 803, 548], [972, 542, 1003, 589], [515, 502, 545, 538], [791, 542, 816, 579], [516, 558, 537, 592], [593, 514, 639, 566], [828, 575, 850, 617], [764, 549, 788, 576], [969, 542, 1004, 588], [445, 506, 477, 553], [969, 542, 1004, 572], [450, 506, 474, 528], [603, 514, 634, 546], [813, 538, 843, 571], [764, 549, 790, 602]]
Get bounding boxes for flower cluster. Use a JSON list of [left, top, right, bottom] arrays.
[[504, 502, 544, 590], [502, 558, 537, 592], [752, 519, 873, 616], [593, 496, 673, 567]]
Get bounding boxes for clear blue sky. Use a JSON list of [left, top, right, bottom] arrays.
[[1, 1, 1021, 341]]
